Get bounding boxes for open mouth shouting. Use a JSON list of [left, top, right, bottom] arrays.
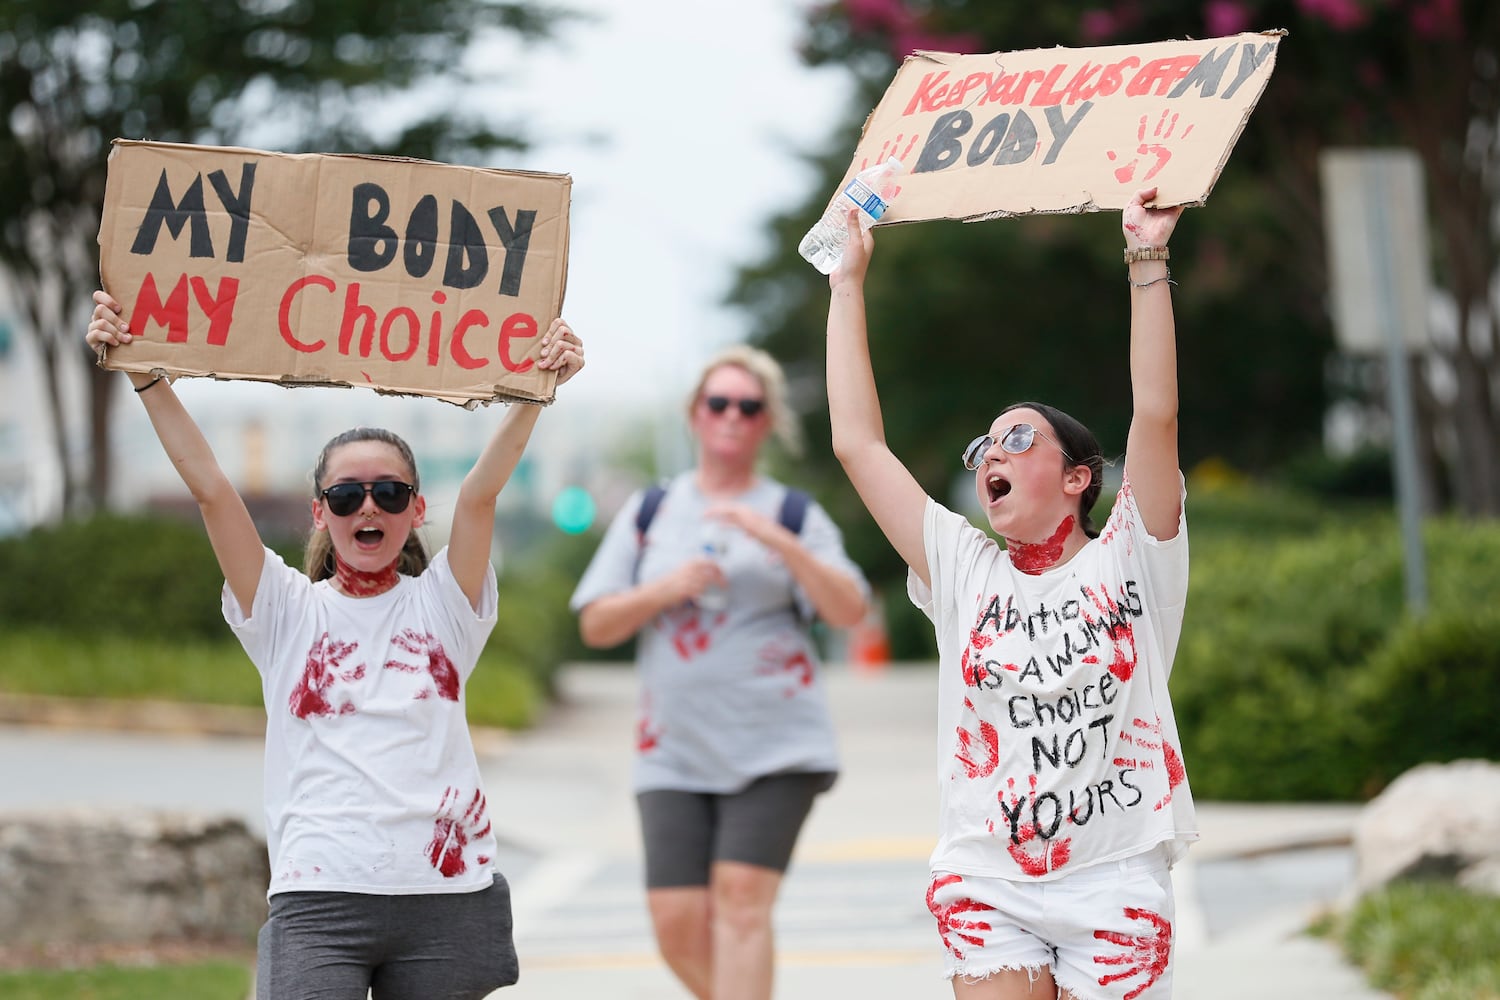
[[986, 472, 1013, 505], [354, 523, 386, 550]]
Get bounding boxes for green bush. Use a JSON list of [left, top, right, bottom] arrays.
[[0, 515, 254, 640], [1173, 512, 1500, 800], [1339, 882, 1500, 1000], [1348, 610, 1500, 793]]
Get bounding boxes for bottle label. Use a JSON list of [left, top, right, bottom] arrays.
[[842, 178, 887, 221]]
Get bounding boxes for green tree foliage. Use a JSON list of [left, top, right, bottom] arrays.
[[0, 0, 564, 517]]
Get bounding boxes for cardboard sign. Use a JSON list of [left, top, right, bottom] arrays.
[[97, 140, 571, 406], [845, 31, 1283, 222]]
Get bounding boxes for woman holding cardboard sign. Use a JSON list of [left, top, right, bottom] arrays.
[[87, 289, 584, 1000], [824, 187, 1194, 1000], [569, 345, 871, 1000]]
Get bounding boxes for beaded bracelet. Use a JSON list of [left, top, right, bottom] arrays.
[[1123, 246, 1170, 263]]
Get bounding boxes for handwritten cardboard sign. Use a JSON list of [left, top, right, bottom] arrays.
[[845, 31, 1283, 222], [97, 139, 571, 406]]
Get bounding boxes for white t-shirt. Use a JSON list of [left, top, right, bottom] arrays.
[[908, 477, 1197, 881], [569, 474, 869, 794], [224, 546, 499, 898]]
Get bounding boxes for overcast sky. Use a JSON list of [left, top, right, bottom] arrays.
[[490, 0, 853, 410]]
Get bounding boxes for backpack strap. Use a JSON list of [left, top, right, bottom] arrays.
[[632, 483, 669, 583], [777, 487, 810, 534], [635, 483, 668, 538]]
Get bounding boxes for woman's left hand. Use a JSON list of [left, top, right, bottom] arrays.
[[1122, 186, 1185, 250], [540, 318, 585, 386], [707, 503, 785, 548]]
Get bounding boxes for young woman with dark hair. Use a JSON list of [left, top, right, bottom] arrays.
[[825, 188, 1195, 1000]]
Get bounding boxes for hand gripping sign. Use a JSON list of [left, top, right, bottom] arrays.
[[841, 30, 1283, 222], [96, 140, 571, 406]]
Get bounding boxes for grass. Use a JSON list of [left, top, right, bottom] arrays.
[[0, 960, 252, 1000], [1329, 882, 1500, 999], [0, 627, 545, 729]]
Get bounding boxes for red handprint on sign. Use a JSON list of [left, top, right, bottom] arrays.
[[426, 785, 492, 878], [1106, 110, 1194, 184], [1094, 906, 1172, 1000], [857, 133, 921, 199], [926, 873, 992, 961]]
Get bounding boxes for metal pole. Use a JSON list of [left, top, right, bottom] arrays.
[[1364, 161, 1429, 615]]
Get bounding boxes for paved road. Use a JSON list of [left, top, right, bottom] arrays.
[[0, 663, 1390, 999]]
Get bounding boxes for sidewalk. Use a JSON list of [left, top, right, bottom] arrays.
[[483, 663, 1392, 999]]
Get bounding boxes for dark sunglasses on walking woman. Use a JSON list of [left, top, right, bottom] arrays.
[[962, 423, 1075, 471], [320, 481, 417, 517], [704, 395, 766, 418]]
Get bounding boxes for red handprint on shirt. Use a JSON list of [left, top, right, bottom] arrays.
[[955, 697, 1000, 779], [926, 873, 992, 961], [1127, 716, 1186, 811], [1106, 110, 1194, 184], [1081, 586, 1138, 682], [1095, 906, 1172, 1000], [384, 629, 460, 701], [666, 606, 723, 660], [288, 632, 363, 719], [426, 786, 492, 878], [755, 635, 816, 697], [1000, 774, 1073, 876]]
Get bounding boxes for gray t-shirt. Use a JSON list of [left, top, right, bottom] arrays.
[[570, 473, 869, 794]]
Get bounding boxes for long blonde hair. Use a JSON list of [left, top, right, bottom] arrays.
[[302, 427, 430, 580], [686, 344, 803, 456]]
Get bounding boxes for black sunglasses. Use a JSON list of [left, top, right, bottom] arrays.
[[704, 395, 766, 418], [320, 480, 416, 517], [962, 423, 1075, 471]]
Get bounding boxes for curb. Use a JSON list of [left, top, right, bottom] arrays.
[[0, 693, 513, 754]]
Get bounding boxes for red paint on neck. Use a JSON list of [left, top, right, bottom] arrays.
[[334, 552, 399, 597], [1008, 517, 1075, 575]]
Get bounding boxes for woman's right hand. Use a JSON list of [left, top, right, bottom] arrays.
[[828, 208, 874, 290], [87, 290, 131, 351], [656, 557, 728, 608]]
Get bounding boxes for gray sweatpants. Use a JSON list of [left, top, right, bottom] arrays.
[[256, 874, 518, 999]]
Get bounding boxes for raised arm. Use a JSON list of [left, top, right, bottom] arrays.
[[1120, 187, 1186, 541], [447, 317, 584, 609], [87, 291, 265, 615], [825, 211, 933, 587]]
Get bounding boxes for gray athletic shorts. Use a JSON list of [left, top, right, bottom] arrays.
[[637, 770, 836, 888], [256, 873, 518, 999]]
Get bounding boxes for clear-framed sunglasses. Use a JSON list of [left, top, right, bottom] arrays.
[[962, 423, 1075, 471]]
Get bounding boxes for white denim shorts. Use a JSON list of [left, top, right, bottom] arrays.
[[926, 847, 1175, 1000]]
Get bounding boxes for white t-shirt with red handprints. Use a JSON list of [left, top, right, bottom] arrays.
[[225, 546, 499, 898], [907, 477, 1198, 882]]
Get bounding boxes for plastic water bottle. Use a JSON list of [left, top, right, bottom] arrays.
[[697, 522, 730, 612], [798, 157, 905, 274]]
